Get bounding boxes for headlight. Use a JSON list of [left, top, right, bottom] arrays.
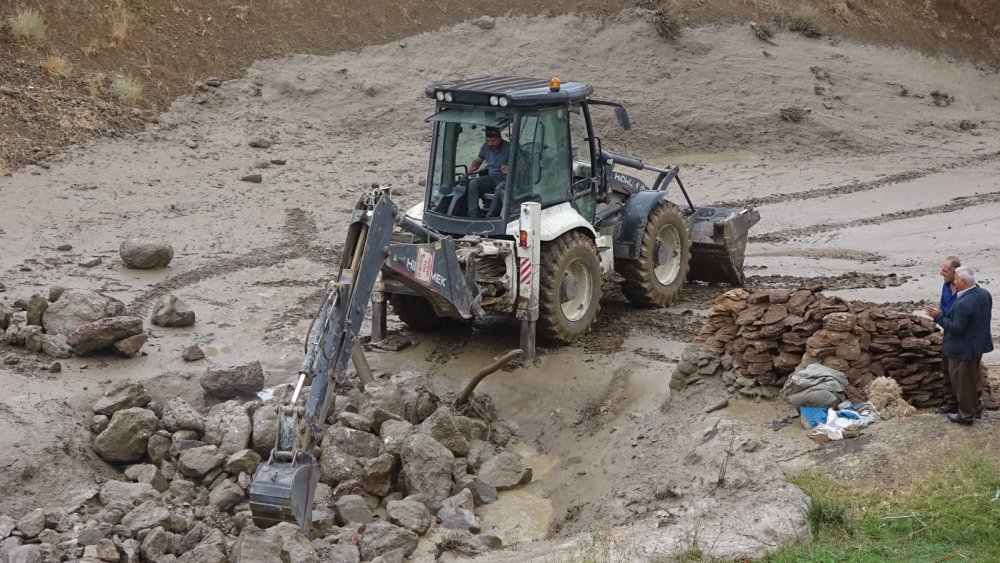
[[435, 90, 444, 101], [498, 96, 509, 107], [489, 95, 499, 106], [444, 92, 453, 102]]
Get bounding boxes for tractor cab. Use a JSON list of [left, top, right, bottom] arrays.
[[421, 77, 604, 237]]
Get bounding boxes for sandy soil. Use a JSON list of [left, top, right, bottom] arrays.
[[2, 10, 1000, 560]]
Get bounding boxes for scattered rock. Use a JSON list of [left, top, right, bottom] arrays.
[[474, 16, 495, 30], [119, 239, 174, 269], [114, 333, 148, 357], [66, 315, 144, 354], [183, 344, 206, 361], [241, 173, 263, 183], [78, 256, 103, 268], [43, 289, 127, 336], [200, 361, 265, 399], [150, 294, 196, 327], [248, 138, 271, 148]]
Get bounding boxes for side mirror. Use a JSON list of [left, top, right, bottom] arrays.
[[615, 107, 631, 131]]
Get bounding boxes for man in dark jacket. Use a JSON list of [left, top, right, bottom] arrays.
[[924, 266, 995, 425], [935, 255, 961, 412]]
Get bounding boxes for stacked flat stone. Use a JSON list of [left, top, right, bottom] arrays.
[[703, 287, 943, 407]]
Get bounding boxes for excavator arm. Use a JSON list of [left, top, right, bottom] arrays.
[[249, 187, 398, 531]]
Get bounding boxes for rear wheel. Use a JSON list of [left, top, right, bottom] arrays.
[[617, 201, 691, 307], [538, 231, 602, 343], [388, 294, 450, 330]]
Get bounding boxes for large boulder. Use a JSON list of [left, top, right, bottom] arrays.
[[203, 401, 252, 456], [67, 316, 144, 354], [358, 521, 418, 561], [94, 380, 151, 416], [201, 361, 265, 399], [399, 433, 454, 512], [93, 407, 159, 463], [477, 451, 532, 491], [162, 398, 205, 434], [42, 289, 127, 336], [418, 406, 469, 457], [150, 295, 195, 327], [120, 240, 174, 269]]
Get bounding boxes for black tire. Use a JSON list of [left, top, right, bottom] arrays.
[[388, 294, 450, 331], [538, 231, 603, 344], [617, 201, 691, 307]]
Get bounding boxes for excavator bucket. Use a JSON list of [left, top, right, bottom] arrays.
[[686, 206, 760, 286], [249, 454, 319, 531]]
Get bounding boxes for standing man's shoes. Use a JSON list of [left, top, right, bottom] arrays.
[[936, 404, 957, 414], [947, 413, 974, 426]]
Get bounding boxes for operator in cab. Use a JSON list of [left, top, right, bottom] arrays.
[[467, 126, 510, 217]]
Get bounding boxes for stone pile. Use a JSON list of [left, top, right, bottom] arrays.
[[0, 374, 530, 562], [1, 288, 195, 361], [698, 287, 944, 407]]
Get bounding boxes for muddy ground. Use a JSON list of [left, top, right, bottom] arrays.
[[2, 9, 1000, 561]]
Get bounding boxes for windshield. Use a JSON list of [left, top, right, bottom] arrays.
[[426, 107, 513, 218]]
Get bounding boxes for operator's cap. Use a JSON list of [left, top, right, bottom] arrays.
[[484, 126, 501, 137]]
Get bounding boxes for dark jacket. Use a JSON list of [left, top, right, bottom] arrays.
[[935, 285, 995, 360]]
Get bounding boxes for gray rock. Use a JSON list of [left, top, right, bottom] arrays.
[[25, 295, 47, 326], [326, 544, 360, 563], [163, 398, 206, 434], [15, 508, 45, 538], [203, 400, 252, 456], [379, 419, 413, 456], [360, 383, 406, 425], [77, 525, 111, 546], [94, 380, 151, 415], [474, 15, 495, 29], [0, 308, 9, 331], [182, 344, 206, 361], [121, 501, 170, 534], [201, 362, 264, 399], [400, 433, 454, 512], [466, 439, 496, 472], [120, 240, 174, 269], [115, 333, 148, 357], [48, 285, 66, 302], [323, 426, 381, 459], [133, 465, 169, 492], [147, 433, 171, 464], [453, 415, 489, 441], [98, 479, 158, 507], [208, 479, 244, 511], [151, 295, 196, 327], [141, 526, 170, 561], [437, 489, 480, 532], [67, 316, 144, 354], [358, 521, 418, 561], [40, 334, 72, 359], [454, 474, 498, 506], [385, 499, 431, 535], [177, 445, 224, 478], [7, 545, 41, 563], [93, 408, 159, 463], [371, 549, 405, 563], [0, 514, 15, 539], [358, 453, 396, 497], [418, 406, 469, 457], [337, 411, 372, 432], [230, 525, 282, 562], [334, 495, 373, 525], [178, 544, 226, 563], [248, 138, 271, 148], [241, 173, 263, 183], [251, 406, 277, 457], [224, 449, 261, 475], [42, 289, 127, 337], [437, 530, 492, 556], [20, 325, 43, 352], [270, 522, 317, 563], [477, 451, 532, 490]]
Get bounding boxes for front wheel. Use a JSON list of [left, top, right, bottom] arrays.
[[538, 232, 603, 343], [617, 200, 691, 307]]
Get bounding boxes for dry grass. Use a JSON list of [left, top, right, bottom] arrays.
[[110, 8, 130, 46], [785, 4, 823, 38], [41, 52, 73, 80], [232, 5, 251, 21], [652, 7, 683, 40], [0, 160, 12, 177], [8, 7, 46, 43], [110, 74, 143, 105], [82, 72, 107, 97]]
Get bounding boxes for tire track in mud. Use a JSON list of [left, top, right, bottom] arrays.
[[750, 189, 1000, 244], [716, 151, 1000, 209], [128, 208, 341, 315]]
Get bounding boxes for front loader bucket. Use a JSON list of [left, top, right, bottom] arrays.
[[248, 454, 319, 532], [686, 206, 760, 286]]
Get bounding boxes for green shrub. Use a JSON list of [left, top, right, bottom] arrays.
[[9, 7, 46, 43]]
